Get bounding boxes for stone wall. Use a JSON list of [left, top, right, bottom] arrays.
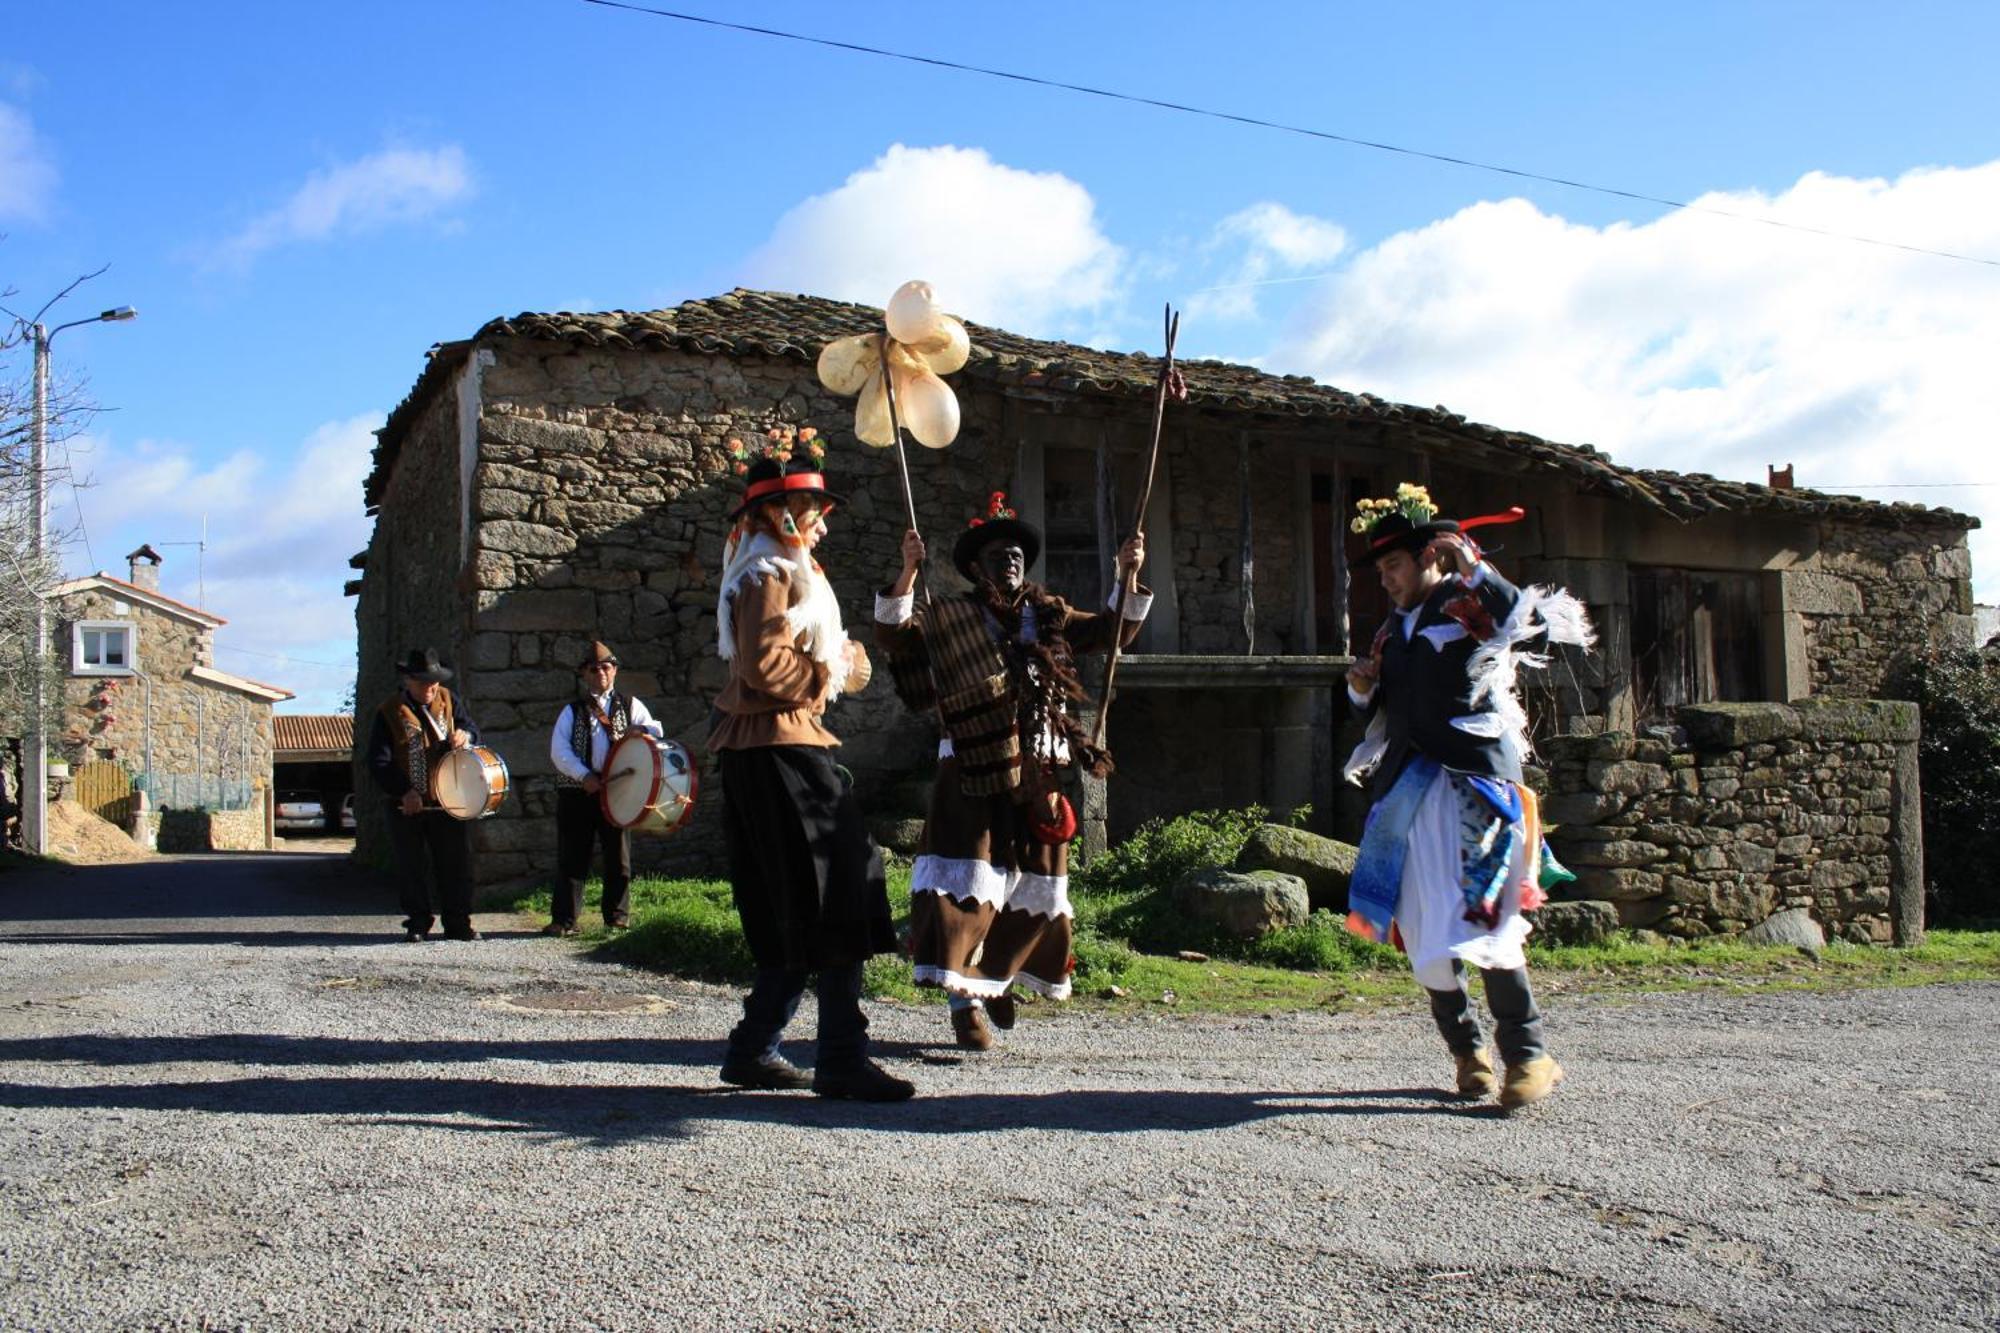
[[354, 377, 474, 868], [1541, 700, 1922, 944], [149, 805, 268, 853], [51, 588, 276, 803], [1798, 522, 1975, 698]]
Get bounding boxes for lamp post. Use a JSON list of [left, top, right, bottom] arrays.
[[22, 305, 136, 856]]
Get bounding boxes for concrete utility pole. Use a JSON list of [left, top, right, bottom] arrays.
[[22, 305, 136, 856]]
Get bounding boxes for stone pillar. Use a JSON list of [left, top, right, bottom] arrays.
[[1888, 707, 1925, 946]]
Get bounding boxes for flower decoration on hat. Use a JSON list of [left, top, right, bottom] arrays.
[[968, 491, 1016, 529], [1350, 482, 1438, 534], [727, 424, 826, 477], [815, 280, 968, 450]]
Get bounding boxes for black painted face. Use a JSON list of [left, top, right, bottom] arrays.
[[977, 539, 1026, 593]]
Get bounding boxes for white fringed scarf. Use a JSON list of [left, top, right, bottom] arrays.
[[716, 527, 854, 700]]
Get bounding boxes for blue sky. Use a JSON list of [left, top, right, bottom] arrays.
[[8, 2, 2000, 710]]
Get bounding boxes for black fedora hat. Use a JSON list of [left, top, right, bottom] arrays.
[[1355, 512, 1460, 567], [395, 647, 453, 683], [730, 456, 844, 520], [953, 516, 1042, 581]]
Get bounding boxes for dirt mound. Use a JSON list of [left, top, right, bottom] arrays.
[[45, 801, 152, 864]]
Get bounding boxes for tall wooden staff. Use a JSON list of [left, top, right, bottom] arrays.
[[1091, 304, 1184, 748]]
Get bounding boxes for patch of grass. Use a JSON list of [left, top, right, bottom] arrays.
[[519, 859, 2000, 1014]]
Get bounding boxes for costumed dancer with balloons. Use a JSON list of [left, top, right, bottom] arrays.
[[708, 426, 911, 1102], [877, 500, 1148, 1048], [1342, 485, 1594, 1110]]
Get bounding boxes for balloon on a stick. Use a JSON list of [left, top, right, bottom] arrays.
[[816, 280, 967, 448]]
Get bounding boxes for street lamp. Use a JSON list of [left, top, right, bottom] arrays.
[[22, 304, 137, 856]]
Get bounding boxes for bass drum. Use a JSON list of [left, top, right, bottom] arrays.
[[431, 745, 510, 820], [599, 733, 698, 835]]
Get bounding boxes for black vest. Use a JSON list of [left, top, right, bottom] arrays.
[[562, 692, 630, 785]]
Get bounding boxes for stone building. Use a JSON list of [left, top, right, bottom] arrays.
[[48, 546, 293, 821], [352, 290, 1975, 941]]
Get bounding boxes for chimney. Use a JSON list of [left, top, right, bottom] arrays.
[[1767, 464, 1795, 490], [126, 544, 163, 591]]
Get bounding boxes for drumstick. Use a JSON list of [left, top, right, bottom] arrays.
[[608, 767, 637, 781]]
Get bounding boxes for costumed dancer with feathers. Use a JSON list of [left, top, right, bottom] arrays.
[[709, 428, 912, 1102], [1342, 485, 1594, 1110], [877, 492, 1149, 1050]]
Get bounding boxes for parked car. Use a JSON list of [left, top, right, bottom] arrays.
[[338, 793, 356, 831], [274, 791, 326, 832]]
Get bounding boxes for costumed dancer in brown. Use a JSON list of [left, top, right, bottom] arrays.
[[710, 431, 912, 1102], [364, 647, 482, 941], [877, 491, 1149, 1049]]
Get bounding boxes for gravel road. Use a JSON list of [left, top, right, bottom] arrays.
[[0, 851, 1995, 1331]]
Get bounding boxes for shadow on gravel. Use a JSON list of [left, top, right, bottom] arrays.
[[0, 1036, 1490, 1144]]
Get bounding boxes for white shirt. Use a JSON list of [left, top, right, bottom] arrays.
[[549, 692, 665, 781]]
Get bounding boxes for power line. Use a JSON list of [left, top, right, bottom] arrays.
[[577, 0, 2000, 271], [215, 643, 343, 669]]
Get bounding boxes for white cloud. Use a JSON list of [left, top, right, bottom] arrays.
[[1274, 162, 2000, 598], [0, 100, 57, 222], [742, 144, 1124, 336], [1186, 202, 1348, 323], [58, 414, 380, 711], [208, 144, 474, 269]]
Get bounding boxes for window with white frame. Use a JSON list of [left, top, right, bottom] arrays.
[[72, 620, 139, 675]]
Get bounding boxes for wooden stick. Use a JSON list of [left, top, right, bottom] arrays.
[[879, 336, 951, 736], [1091, 304, 1181, 748]]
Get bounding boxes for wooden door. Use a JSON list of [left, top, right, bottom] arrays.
[[74, 761, 134, 828]]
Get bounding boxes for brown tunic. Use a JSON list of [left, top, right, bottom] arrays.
[[709, 567, 870, 752]]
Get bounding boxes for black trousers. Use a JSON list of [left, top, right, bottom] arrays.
[[554, 787, 631, 925], [387, 807, 474, 933], [1426, 961, 1546, 1065]]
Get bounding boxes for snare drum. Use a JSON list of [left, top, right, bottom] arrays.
[[431, 745, 510, 820], [599, 733, 698, 835]]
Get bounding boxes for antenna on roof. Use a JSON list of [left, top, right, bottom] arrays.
[[156, 514, 210, 606]]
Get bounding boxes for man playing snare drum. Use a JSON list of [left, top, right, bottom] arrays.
[[545, 640, 665, 936], [365, 647, 483, 942]]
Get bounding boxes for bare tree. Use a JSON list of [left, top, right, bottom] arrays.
[[1, 262, 111, 751]]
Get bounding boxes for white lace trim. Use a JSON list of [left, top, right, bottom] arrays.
[[875, 590, 915, 625], [912, 858, 1074, 919], [914, 964, 1074, 1001], [1107, 586, 1154, 622], [911, 855, 1009, 910], [913, 965, 1014, 999], [1011, 969, 1074, 1001], [1004, 871, 1073, 921]]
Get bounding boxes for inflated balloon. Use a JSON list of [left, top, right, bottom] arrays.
[[854, 368, 895, 447], [816, 333, 881, 396], [908, 317, 969, 375], [895, 366, 960, 448], [884, 280, 945, 346], [814, 280, 965, 451]]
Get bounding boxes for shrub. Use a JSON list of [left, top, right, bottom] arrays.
[[1075, 805, 1277, 898], [1886, 645, 2000, 924]]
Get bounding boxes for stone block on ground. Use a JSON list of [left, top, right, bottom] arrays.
[[1232, 824, 1357, 913], [1739, 906, 1826, 955], [1529, 899, 1619, 946], [1173, 868, 1310, 939], [871, 818, 926, 856]]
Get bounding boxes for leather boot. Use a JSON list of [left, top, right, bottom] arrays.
[[985, 993, 1017, 1031], [719, 1053, 814, 1091], [1454, 1046, 1497, 1100], [1500, 1055, 1565, 1109], [951, 1005, 994, 1051], [812, 1058, 916, 1102]]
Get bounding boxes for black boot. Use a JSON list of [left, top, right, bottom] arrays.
[[720, 1053, 814, 1091], [812, 1058, 915, 1102]]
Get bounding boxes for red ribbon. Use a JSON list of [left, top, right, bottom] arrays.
[[741, 471, 829, 505]]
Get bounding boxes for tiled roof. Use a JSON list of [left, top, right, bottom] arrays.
[[367, 289, 1975, 531], [49, 573, 229, 627], [273, 714, 354, 754]]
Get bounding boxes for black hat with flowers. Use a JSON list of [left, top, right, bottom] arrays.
[[1351, 483, 1460, 566], [953, 491, 1042, 579], [728, 425, 843, 519]]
